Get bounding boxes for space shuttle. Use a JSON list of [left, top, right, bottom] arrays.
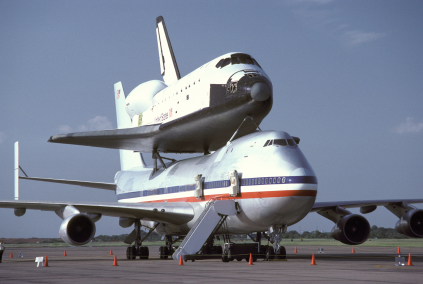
[[49, 16, 273, 155]]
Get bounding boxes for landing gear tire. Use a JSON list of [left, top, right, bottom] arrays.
[[159, 246, 169, 259], [140, 246, 149, 260], [265, 246, 275, 261], [126, 247, 131, 259], [127, 246, 136, 260], [276, 246, 286, 260], [236, 257, 243, 261]]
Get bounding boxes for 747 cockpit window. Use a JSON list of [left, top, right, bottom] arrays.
[[274, 139, 287, 146], [264, 139, 297, 147]]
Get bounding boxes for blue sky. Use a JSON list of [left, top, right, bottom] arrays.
[[1, 0, 422, 238]]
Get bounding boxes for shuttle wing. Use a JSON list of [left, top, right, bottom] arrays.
[[0, 200, 194, 225]]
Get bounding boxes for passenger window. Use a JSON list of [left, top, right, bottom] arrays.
[[274, 139, 287, 146], [263, 140, 270, 147], [287, 139, 296, 146], [221, 58, 231, 68], [215, 59, 224, 68]]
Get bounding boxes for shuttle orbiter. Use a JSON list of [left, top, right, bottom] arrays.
[[49, 16, 273, 155]]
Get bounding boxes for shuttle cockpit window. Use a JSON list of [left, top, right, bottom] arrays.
[[221, 58, 231, 68], [216, 54, 262, 69], [215, 59, 224, 68]]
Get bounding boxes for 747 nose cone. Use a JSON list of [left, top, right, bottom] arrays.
[[251, 82, 271, 101]]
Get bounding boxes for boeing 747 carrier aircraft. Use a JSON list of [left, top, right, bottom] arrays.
[[1, 16, 422, 262]]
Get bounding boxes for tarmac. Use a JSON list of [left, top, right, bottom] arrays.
[[1, 245, 422, 284]]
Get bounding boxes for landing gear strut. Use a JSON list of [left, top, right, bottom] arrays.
[[268, 225, 287, 260]]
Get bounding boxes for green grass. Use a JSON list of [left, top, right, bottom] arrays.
[[7, 239, 423, 248]]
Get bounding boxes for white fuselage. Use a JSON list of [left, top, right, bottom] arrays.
[[115, 130, 318, 235], [128, 52, 269, 127]]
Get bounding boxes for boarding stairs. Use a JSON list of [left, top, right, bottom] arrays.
[[172, 198, 237, 260]]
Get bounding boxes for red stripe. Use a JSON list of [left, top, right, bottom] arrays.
[[139, 190, 317, 203]]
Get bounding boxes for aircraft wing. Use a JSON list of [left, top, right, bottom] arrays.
[[0, 200, 194, 225], [311, 199, 423, 212], [48, 124, 162, 152], [20, 177, 116, 191], [48, 107, 261, 153]]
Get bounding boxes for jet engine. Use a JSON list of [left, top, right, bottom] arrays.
[[331, 214, 370, 245], [59, 214, 96, 246], [125, 80, 167, 118], [395, 209, 423, 238]]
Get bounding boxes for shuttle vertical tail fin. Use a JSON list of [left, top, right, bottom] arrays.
[[156, 16, 180, 85], [114, 82, 146, 170]]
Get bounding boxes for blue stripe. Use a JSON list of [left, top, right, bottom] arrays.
[[117, 176, 317, 200]]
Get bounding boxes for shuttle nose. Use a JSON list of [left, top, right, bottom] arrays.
[[250, 82, 271, 101]]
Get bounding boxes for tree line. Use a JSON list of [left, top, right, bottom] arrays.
[[281, 225, 410, 240], [91, 225, 409, 242]]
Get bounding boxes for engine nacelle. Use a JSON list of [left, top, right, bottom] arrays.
[[59, 214, 96, 246], [395, 209, 423, 238], [331, 214, 370, 245], [125, 80, 167, 118]]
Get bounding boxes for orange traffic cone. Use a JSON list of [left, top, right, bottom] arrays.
[[112, 255, 118, 266], [352, 246, 355, 253], [110, 248, 113, 255], [248, 253, 254, 265], [407, 254, 413, 266], [311, 253, 316, 265], [179, 254, 184, 266], [44, 256, 49, 267], [294, 247, 298, 253], [397, 247, 401, 254], [10, 251, 13, 258], [64, 250, 67, 256]]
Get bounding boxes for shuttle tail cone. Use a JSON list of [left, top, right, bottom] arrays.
[[250, 82, 271, 102]]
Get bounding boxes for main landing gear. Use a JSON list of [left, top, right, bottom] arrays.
[[159, 235, 178, 259], [126, 220, 150, 260]]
